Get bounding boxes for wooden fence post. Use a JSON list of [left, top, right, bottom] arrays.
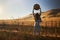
[[55, 21, 57, 37], [45, 21, 47, 36]]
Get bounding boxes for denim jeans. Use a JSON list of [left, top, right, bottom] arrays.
[[34, 20, 40, 35]]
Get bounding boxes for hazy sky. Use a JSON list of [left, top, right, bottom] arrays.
[[0, 0, 60, 19]]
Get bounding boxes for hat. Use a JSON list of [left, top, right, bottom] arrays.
[[34, 4, 40, 10]]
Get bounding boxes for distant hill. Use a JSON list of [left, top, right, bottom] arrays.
[[0, 9, 60, 25], [46, 8, 60, 17], [21, 9, 60, 21]]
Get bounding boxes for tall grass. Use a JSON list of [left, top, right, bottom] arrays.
[[0, 20, 60, 40]]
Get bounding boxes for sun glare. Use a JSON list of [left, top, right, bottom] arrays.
[[0, 7, 3, 13]]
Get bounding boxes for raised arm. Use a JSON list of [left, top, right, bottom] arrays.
[[39, 8, 41, 16], [32, 8, 34, 16]]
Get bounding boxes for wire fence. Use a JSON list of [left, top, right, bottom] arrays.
[[40, 20, 60, 37], [0, 20, 60, 37]]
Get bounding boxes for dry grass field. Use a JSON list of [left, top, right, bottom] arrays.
[[0, 24, 60, 40], [0, 9, 60, 40]]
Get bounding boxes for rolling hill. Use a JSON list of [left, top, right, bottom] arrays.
[[0, 9, 60, 26], [21, 9, 60, 21]]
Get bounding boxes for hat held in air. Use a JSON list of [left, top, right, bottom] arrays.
[[34, 4, 40, 10]]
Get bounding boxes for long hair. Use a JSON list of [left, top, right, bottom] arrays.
[[35, 13, 40, 19]]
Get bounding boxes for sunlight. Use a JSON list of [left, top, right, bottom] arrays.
[[0, 6, 3, 14]]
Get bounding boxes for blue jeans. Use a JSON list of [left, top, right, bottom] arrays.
[[34, 20, 40, 35]]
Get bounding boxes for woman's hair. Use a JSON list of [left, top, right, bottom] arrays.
[[36, 13, 39, 15], [35, 13, 40, 19], [35, 13, 39, 16]]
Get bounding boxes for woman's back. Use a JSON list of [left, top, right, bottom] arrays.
[[34, 13, 41, 22]]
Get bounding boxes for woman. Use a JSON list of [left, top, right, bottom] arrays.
[[33, 8, 42, 35]]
